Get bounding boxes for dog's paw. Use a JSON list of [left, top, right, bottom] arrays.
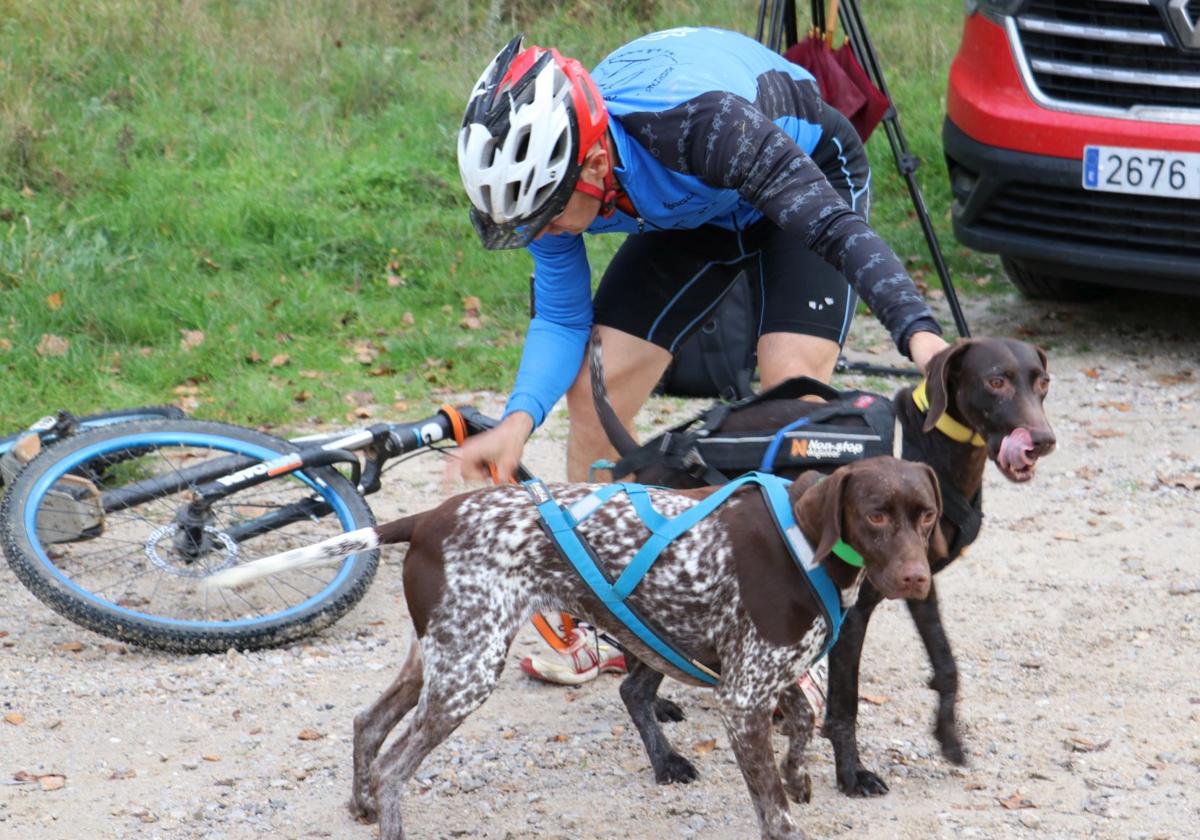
[[348, 792, 378, 824], [653, 697, 685, 723], [939, 734, 967, 766], [654, 752, 699, 785], [837, 768, 889, 798]]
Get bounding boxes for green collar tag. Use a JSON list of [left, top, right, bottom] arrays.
[[832, 539, 864, 568]]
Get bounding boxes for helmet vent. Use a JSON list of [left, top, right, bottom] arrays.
[[513, 126, 531, 163]]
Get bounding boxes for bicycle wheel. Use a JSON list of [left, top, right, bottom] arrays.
[[1, 419, 378, 653]]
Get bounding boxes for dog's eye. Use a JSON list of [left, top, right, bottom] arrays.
[[920, 509, 938, 527], [1035, 375, 1050, 394], [867, 513, 887, 526], [987, 376, 1008, 391]]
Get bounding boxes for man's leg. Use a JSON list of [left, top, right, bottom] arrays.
[[565, 325, 671, 482], [756, 332, 841, 391]]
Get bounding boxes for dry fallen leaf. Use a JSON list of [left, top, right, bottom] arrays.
[[293, 390, 312, 403], [270, 353, 289, 368], [297, 728, 324, 741], [551, 733, 569, 742], [1083, 368, 1100, 379], [1053, 532, 1080, 542], [860, 694, 890, 706], [1099, 401, 1132, 412], [386, 274, 405, 287], [245, 349, 263, 364], [402, 311, 415, 325], [173, 384, 200, 396], [46, 291, 64, 310], [55, 641, 84, 652], [36, 334, 69, 357], [351, 341, 379, 365], [1064, 737, 1110, 753], [179, 329, 205, 351], [108, 768, 137, 780], [202, 754, 221, 762], [998, 791, 1035, 810], [1157, 472, 1200, 491], [460, 295, 484, 330], [39, 774, 66, 791], [692, 738, 717, 755], [3, 712, 25, 725], [1090, 428, 1124, 439], [1157, 370, 1195, 386], [299, 369, 322, 379]]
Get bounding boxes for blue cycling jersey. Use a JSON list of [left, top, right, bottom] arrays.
[[504, 27, 938, 428]]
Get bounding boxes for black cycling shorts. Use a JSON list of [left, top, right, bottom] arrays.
[[593, 105, 870, 353]]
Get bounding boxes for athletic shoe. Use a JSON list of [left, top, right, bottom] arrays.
[[520, 626, 627, 685]]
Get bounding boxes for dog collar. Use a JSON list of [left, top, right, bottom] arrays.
[[832, 539, 864, 568], [912, 380, 985, 447]]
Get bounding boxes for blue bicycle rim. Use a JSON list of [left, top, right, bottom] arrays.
[[23, 431, 362, 631]]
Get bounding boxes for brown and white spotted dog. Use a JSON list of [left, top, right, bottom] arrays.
[[316, 456, 945, 840]]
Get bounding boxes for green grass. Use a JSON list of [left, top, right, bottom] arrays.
[[0, 0, 997, 430]]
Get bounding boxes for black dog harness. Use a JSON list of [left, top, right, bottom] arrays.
[[904, 381, 984, 558], [608, 377, 897, 485]]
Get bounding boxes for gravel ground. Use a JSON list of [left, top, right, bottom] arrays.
[[2, 288, 1199, 840]]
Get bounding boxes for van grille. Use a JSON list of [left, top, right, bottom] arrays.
[[1014, 0, 1200, 113], [979, 180, 1200, 257]]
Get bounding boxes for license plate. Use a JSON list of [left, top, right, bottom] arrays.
[[1083, 145, 1200, 200]]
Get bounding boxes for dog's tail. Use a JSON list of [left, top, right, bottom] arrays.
[[589, 332, 640, 458], [205, 514, 420, 589]]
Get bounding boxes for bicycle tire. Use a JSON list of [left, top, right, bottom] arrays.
[[1, 418, 378, 653]]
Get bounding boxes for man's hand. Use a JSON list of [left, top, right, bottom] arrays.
[[446, 412, 534, 485], [908, 331, 950, 377]]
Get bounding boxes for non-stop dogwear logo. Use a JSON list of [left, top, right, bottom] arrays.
[[789, 438, 865, 460]]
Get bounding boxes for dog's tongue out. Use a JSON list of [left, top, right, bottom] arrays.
[[999, 427, 1035, 477]]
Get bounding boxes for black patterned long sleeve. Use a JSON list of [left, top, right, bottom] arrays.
[[619, 81, 942, 357]]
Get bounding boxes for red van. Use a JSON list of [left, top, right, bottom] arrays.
[[943, 0, 1200, 299]]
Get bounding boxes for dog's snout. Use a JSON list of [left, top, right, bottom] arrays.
[[900, 561, 930, 598], [1029, 427, 1056, 456]]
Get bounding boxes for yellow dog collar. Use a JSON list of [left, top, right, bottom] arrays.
[[912, 381, 986, 447]]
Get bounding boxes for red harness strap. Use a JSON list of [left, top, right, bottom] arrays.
[[572, 134, 636, 219]]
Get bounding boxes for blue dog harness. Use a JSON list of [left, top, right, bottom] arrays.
[[523, 472, 850, 686]]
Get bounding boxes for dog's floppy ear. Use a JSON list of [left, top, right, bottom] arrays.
[[919, 463, 950, 561], [793, 467, 849, 562], [786, 469, 825, 505], [922, 339, 976, 433]]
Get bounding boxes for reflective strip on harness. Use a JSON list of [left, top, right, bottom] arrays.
[[524, 473, 848, 685]]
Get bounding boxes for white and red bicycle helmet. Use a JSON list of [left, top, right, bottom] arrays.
[[457, 35, 612, 250]]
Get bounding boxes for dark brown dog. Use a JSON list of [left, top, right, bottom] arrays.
[[310, 456, 942, 840], [594, 337, 1055, 795]]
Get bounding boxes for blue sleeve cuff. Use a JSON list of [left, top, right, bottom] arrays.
[[503, 394, 546, 429]]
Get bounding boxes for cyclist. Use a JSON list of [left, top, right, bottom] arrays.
[[453, 27, 949, 682]]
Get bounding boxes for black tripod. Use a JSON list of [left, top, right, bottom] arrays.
[[757, 0, 971, 378]]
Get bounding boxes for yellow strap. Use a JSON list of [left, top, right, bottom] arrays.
[[912, 381, 986, 447]]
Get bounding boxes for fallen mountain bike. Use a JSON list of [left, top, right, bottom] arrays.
[[0, 405, 581, 654]]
